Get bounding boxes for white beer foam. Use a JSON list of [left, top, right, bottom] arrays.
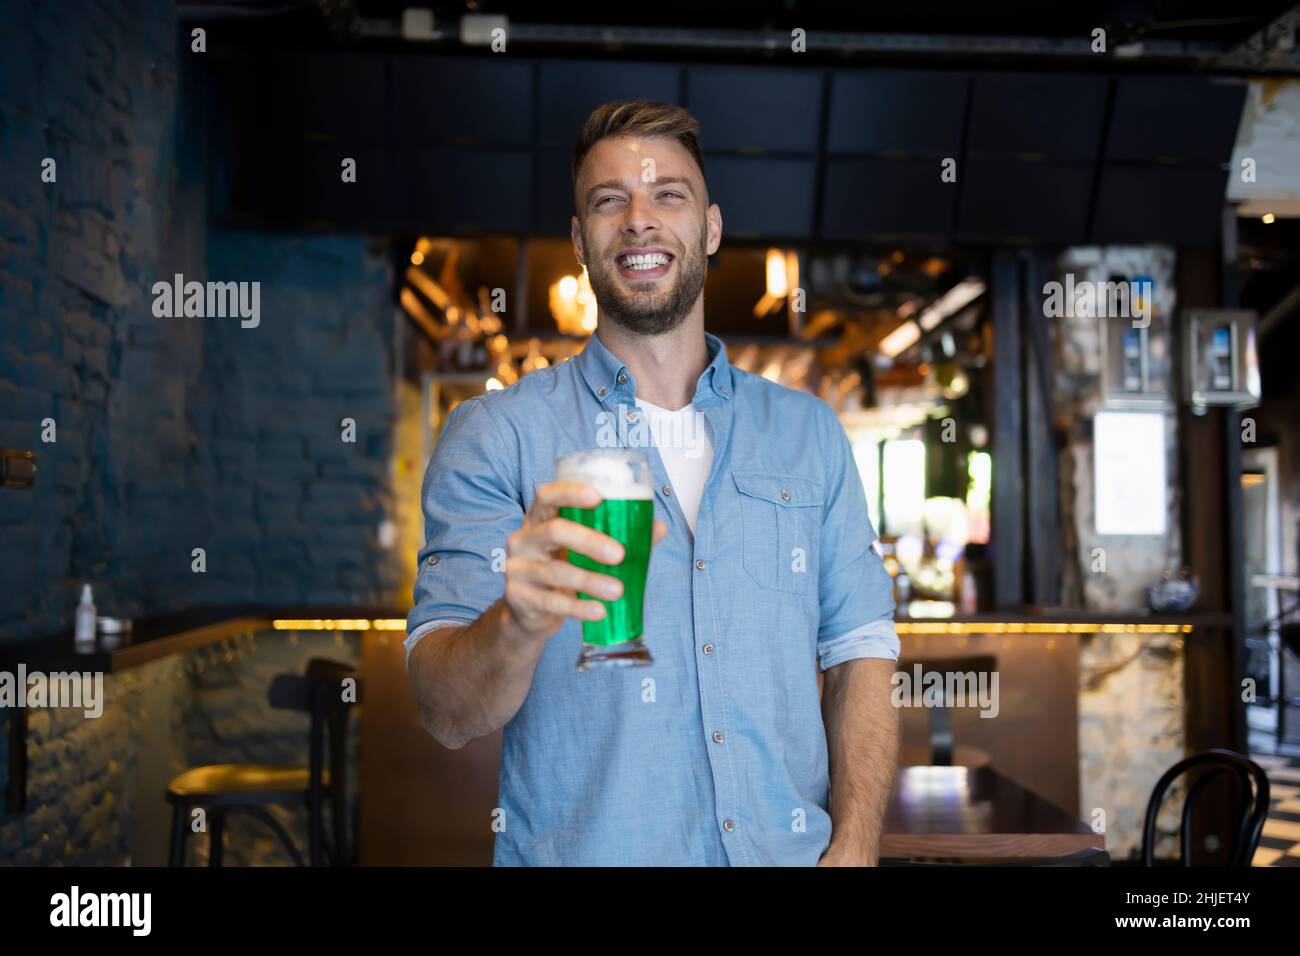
[[555, 452, 653, 500]]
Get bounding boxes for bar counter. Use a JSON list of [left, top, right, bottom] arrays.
[[2, 605, 1234, 852]]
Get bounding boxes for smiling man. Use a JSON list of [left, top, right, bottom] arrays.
[[405, 100, 900, 866]]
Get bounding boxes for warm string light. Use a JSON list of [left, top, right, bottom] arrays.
[[271, 619, 406, 631]]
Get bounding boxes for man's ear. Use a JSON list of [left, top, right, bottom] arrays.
[[570, 214, 585, 266], [705, 202, 723, 257]]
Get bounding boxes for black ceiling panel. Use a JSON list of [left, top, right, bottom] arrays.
[[539, 148, 576, 235], [705, 156, 816, 240], [820, 159, 955, 240], [966, 73, 1109, 164], [393, 149, 533, 234], [1092, 165, 1230, 245], [957, 160, 1092, 243], [300, 146, 389, 231], [827, 70, 969, 157], [209, 50, 1246, 246], [686, 67, 822, 153], [218, 53, 389, 147], [392, 57, 534, 147], [230, 144, 389, 231], [1104, 77, 1247, 165], [539, 61, 681, 148]]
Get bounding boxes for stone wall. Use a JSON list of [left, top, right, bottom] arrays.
[[1050, 245, 1186, 859], [1076, 632, 1185, 860], [0, 655, 181, 865], [0, 629, 361, 866]]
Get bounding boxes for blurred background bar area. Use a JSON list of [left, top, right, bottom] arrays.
[[2, 0, 1300, 868]]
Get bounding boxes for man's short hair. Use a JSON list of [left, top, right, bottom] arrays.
[[571, 100, 707, 196]]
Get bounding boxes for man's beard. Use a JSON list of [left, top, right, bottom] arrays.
[[585, 232, 707, 336]]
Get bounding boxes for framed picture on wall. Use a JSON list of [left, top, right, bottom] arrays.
[[1094, 410, 1168, 536]]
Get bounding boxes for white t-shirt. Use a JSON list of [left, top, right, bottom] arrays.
[[635, 397, 714, 537]]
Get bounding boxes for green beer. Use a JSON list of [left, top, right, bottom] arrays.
[[555, 450, 655, 669]]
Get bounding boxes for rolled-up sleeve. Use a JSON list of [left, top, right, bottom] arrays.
[[815, 405, 899, 670], [405, 396, 523, 666], [404, 619, 467, 664]]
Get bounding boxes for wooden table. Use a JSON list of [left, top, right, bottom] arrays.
[[882, 765, 1102, 861]]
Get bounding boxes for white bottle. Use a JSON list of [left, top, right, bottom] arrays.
[[74, 583, 97, 653]]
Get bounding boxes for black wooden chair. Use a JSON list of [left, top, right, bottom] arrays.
[[166, 657, 361, 866], [1139, 748, 1269, 867]]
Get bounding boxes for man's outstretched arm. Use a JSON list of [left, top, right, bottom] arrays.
[[407, 599, 550, 750]]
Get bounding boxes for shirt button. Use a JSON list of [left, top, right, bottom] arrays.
[[627, 412, 638, 424], [597, 386, 607, 397], [618, 373, 628, 385], [662, 485, 672, 496], [722, 819, 735, 832], [695, 559, 706, 571], [719, 385, 728, 394], [702, 643, 714, 655], [780, 489, 790, 501], [712, 730, 725, 743], [427, 555, 439, 566]]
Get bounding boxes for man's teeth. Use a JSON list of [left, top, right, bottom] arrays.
[[619, 253, 670, 270]]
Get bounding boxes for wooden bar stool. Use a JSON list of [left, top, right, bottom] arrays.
[[166, 658, 360, 866]]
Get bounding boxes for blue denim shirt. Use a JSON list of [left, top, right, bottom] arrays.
[[406, 330, 898, 865]]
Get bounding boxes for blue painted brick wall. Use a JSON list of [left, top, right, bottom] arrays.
[[1, 0, 400, 864], [1, 0, 402, 643]]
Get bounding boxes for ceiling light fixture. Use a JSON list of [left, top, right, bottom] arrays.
[[880, 321, 921, 358], [918, 278, 986, 332]]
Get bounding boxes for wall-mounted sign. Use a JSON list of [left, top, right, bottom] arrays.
[[1184, 309, 1261, 411], [1094, 411, 1167, 536]]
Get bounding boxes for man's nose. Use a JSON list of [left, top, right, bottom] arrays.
[[621, 191, 660, 233]]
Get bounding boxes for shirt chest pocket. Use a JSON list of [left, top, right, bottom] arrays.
[[732, 471, 824, 594]]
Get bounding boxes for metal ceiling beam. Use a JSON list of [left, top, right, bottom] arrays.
[[516, 25, 1219, 56], [354, 19, 1229, 59]]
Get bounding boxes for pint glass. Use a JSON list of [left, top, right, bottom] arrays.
[[555, 449, 655, 670]]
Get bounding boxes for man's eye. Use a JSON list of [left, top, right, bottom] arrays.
[[660, 192, 684, 200], [596, 196, 622, 207]]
